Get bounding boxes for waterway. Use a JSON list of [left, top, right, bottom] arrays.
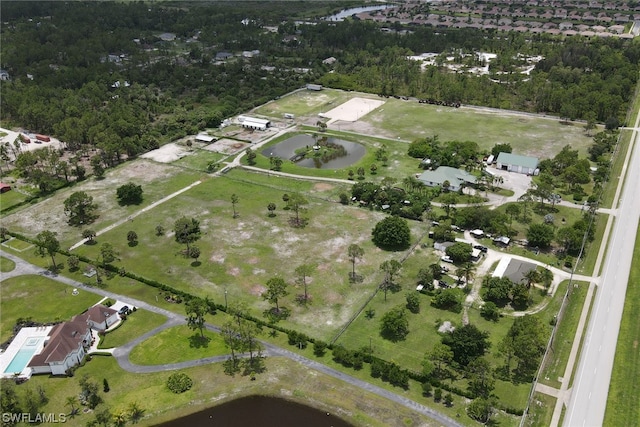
[[153, 395, 354, 427], [324, 4, 392, 21]]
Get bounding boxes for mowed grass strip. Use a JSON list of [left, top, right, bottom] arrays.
[[0, 275, 102, 341], [525, 392, 557, 427], [604, 229, 640, 426], [98, 309, 167, 349], [539, 281, 589, 389], [0, 255, 15, 272], [128, 325, 229, 365]]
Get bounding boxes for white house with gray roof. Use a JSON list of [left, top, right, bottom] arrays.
[[417, 166, 477, 192], [495, 152, 539, 175]]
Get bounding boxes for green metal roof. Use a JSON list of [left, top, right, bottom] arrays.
[[496, 152, 539, 169]]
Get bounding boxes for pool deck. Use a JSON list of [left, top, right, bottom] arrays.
[[0, 326, 53, 378]]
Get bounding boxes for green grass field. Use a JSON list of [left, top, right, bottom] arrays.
[[129, 325, 228, 365], [539, 281, 590, 389], [0, 255, 15, 272], [604, 229, 640, 427], [98, 309, 167, 349], [0, 275, 103, 341], [0, 188, 29, 212], [524, 392, 557, 427]]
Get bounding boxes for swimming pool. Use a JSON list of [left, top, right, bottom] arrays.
[[3, 337, 44, 374]]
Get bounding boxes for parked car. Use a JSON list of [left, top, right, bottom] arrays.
[[118, 305, 130, 316], [473, 245, 488, 253], [441, 255, 454, 263], [438, 280, 449, 288]]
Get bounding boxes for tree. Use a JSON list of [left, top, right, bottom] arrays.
[[357, 167, 365, 180], [480, 301, 500, 321], [155, 225, 165, 236], [116, 183, 143, 205], [443, 393, 453, 406], [68, 255, 80, 271], [429, 343, 454, 378], [347, 243, 364, 282], [505, 315, 548, 379], [267, 202, 276, 217], [526, 223, 555, 248], [79, 375, 102, 409], [505, 203, 520, 230], [99, 243, 118, 268], [90, 155, 105, 178], [442, 324, 491, 366], [295, 263, 315, 302], [167, 372, 193, 393], [456, 262, 476, 285], [246, 148, 257, 165], [467, 357, 495, 398], [406, 292, 420, 313], [372, 216, 411, 250], [231, 193, 239, 218], [467, 398, 494, 423], [286, 193, 308, 227], [65, 396, 78, 417], [64, 191, 98, 226], [103, 378, 110, 393], [370, 163, 378, 174], [491, 143, 512, 157], [380, 305, 409, 341], [263, 277, 288, 314], [185, 298, 208, 339], [34, 230, 60, 270], [127, 402, 145, 424], [445, 242, 472, 263], [82, 229, 97, 243], [380, 259, 402, 301], [188, 246, 201, 263], [432, 288, 462, 312], [174, 217, 201, 252], [127, 230, 138, 246]]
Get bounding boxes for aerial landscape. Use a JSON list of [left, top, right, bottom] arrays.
[[0, 1, 639, 426]]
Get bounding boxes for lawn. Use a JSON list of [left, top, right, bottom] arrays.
[[0, 160, 204, 248], [0, 188, 30, 212], [539, 280, 590, 389], [22, 355, 450, 427], [128, 325, 228, 365], [0, 275, 102, 341], [172, 148, 229, 172], [0, 255, 15, 272], [98, 309, 167, 349], [69, 169, 430, 342], [524, 392, 557, 427], [604, 228, 640, 427]]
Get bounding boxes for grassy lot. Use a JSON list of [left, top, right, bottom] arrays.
[[0, 188, 29, 211], [98, 309, 167, 349], [0, 255, 15, 272], [604, 229, 640, 426], [68, 169, 431, 342], [2, 237, 33, 251], [21, 355, 466, 427], [0, 275, 102, 341], [539, 281, 590, 389], [0, 160, 203, 248], [172, 148, 229, 172], [524, 392, 556, 427], [601, 130, 631, 209], [129, 325, 228, 365]]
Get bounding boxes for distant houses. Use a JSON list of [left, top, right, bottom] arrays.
[[495, 152, 539, 175], [417, 166, 477, 192]]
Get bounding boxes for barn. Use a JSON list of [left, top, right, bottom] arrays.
[[495, 152, 539, 175], [238, 116, 271, 131]]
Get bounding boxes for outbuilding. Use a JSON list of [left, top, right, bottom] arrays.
[[495, 152, 539, 175], [306, 83, 323, 91], [238, 115, 271, 131]]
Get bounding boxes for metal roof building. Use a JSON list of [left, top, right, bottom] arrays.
[[417, 166, 477, 192], [495, 152, 539, 175]]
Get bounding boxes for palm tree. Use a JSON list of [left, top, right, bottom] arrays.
[[231, 193, 239, 218], [539, 268, 554, 291], [66, 396, 78, 417], [128, 401, 145, 424], [456, 262, 477, 285], [522, 269, 540, 293]]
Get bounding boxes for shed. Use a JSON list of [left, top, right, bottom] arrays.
[[495, 152, 539, 175], [195, 134, 216, 143], [238, 116, 270, 131], [0, 183, 11, 193], [35, 134, 50, 142], [306, 84, 323, 91]]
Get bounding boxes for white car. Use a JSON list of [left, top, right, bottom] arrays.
[[441, 255, 454, 263]]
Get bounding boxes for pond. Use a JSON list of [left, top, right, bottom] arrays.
[[153, 395, 354, 427], [324, 4, 392, 21], [262, 134, 365, 169]]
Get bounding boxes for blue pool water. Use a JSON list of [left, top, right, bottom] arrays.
[[4, 337, 44, 374]]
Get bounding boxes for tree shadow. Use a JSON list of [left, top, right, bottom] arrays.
[[84, 240, 97, 246], [188, 333, 210, 349], [127, 241, 138, 248], [190, 261, 202, 267]]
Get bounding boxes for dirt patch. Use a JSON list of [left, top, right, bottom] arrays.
[[210, 253, 225, 264], [321, 97, 386, 122], [250, 285, 266, 296], [227, 267, 240, 276], [634, 340, 638, 349], [140, 143, 191, 163], [312, 183, 334, 192], [203, 138, 250, 154], [246, 257, 259, 264]]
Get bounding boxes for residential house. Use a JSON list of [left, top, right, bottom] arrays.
[[75, 304, 118, 331], [28, 320, 92, 376], [417, 166, 477, 192]]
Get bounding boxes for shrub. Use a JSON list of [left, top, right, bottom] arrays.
[[167, 373, 193, 394]]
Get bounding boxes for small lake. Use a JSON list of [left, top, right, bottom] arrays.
[[324, 4, 392, 21], [153, 395, 354, 427], [263, 134, 365, 169]]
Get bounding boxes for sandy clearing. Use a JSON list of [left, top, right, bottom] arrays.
[[321, 98, 386, 122], [202, 138, 250, 154], [140, 143, 191, 163]]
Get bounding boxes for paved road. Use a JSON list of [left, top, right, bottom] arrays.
[[563, 112, 640, 425], [0, 250, 462, 427]]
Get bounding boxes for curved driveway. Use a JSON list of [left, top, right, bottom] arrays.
[[0, 249, 462, 427]]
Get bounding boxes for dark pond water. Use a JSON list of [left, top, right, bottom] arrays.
[[153, 395, 354, 427], [262, 134, 365, 169], [324, 5, 392, 21]]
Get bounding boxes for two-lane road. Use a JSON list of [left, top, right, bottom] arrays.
[[564, 118, 640, 426]]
